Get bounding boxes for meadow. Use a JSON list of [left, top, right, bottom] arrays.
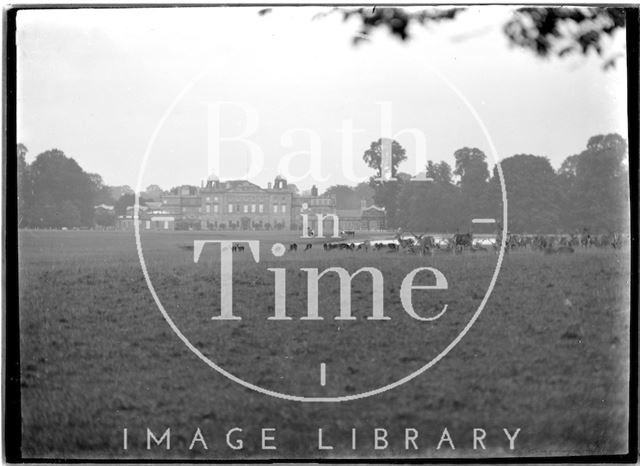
[[17, 229, 631, 459]]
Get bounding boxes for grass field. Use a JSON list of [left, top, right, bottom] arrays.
[[17, 230, 630, 459]]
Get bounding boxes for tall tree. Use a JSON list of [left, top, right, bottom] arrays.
[[143, 184, 165, 201], [454, 147, 489, 186], [17, 144, 31, 226], [495, 154, 561, 233], [27, 149, 95, 228], [323, 185, 360, 209], [363, 138, 408, 227], [453, 147, 492, 228], [362, 138, 408, 179], [353, 182, 375, 206], [88, 173, 114, 205], [567, 133, 628, 232], [396, 174, 460, 232], [427, 160, 454, 185]]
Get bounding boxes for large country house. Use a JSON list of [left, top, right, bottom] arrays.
[[116, 174, 386, 232]]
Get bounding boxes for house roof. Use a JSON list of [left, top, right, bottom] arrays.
[[204, 180, 265, 193]]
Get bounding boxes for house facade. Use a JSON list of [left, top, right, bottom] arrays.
[[336, 202, 386, 232], [144, 174, 386, 232], [197, 174, 294, 231]]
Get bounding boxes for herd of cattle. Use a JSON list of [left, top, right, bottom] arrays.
[[251, 231, 627, 256]]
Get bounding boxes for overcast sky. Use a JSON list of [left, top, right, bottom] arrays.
[[17, 6, 628, 192]]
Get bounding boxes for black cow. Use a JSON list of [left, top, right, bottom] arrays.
[[453, 232, 473, 254]]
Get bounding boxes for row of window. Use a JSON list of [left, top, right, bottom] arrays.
[[204, 204, 287, 214], [304, 198, 333, 206], [204, 196, 290, 203]]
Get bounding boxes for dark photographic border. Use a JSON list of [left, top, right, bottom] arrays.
[[3, 4, 638, 463]]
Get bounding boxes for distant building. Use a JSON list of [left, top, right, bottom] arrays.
[[361, 204, 386, 230], [291, 184, 336, 232], [94, 204, 114, 212], [336, 201, 386, 231], [198, 174, 294, 231], [117, 204, 175, 231], [94, 204, 117, 228], [146, 174, 385, 232], [162, 185, 201, 230]]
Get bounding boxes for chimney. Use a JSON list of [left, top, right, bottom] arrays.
[[311, 185, 318, 197], [361, 199, 367, 210], [268, 182, 272, 190]]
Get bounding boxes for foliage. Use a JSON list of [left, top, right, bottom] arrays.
[[89, 173, 116, 205], [17, 144, 30, 226], [426, 161, 453, 184], [337, 7, 465, 44], [143, 184, 165, 201], [493, 154, 561, 233], [321, 6, 626, 69], [323, 183, 374, 209], [454, 147, 493, 228], [362, 138, 407, 179], [363, 133, 629, 234], [114, 193, 151, 216], [18, 131, 629, 233], [363, 138, 408, 227], [503, 8, 626, 69], [19, 149, 96, 228], [94, 208, 117, 227], [563, 133, 629, 232], [396, 172, 461, 232]]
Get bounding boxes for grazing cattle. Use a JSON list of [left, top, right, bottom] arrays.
[[453, 232, 473, 254], [436, 238, 454, 252], [236, 244, 245, 252], [323, 243, 329, 251], [231, 244, 237, 252], [356, 240, 371, 252], [569, 233, 580, 248], [289, 243, 298, 252], [393, 229, 415, 253], [304, 243, 312, 251], [408, 232, 435, 256]]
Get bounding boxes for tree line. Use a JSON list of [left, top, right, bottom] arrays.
[[17, 145, 147, 228], [17, 132, 629, 233], [353, 133, 629, 234]]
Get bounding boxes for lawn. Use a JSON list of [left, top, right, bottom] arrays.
[[17, 229, 630, 459]]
